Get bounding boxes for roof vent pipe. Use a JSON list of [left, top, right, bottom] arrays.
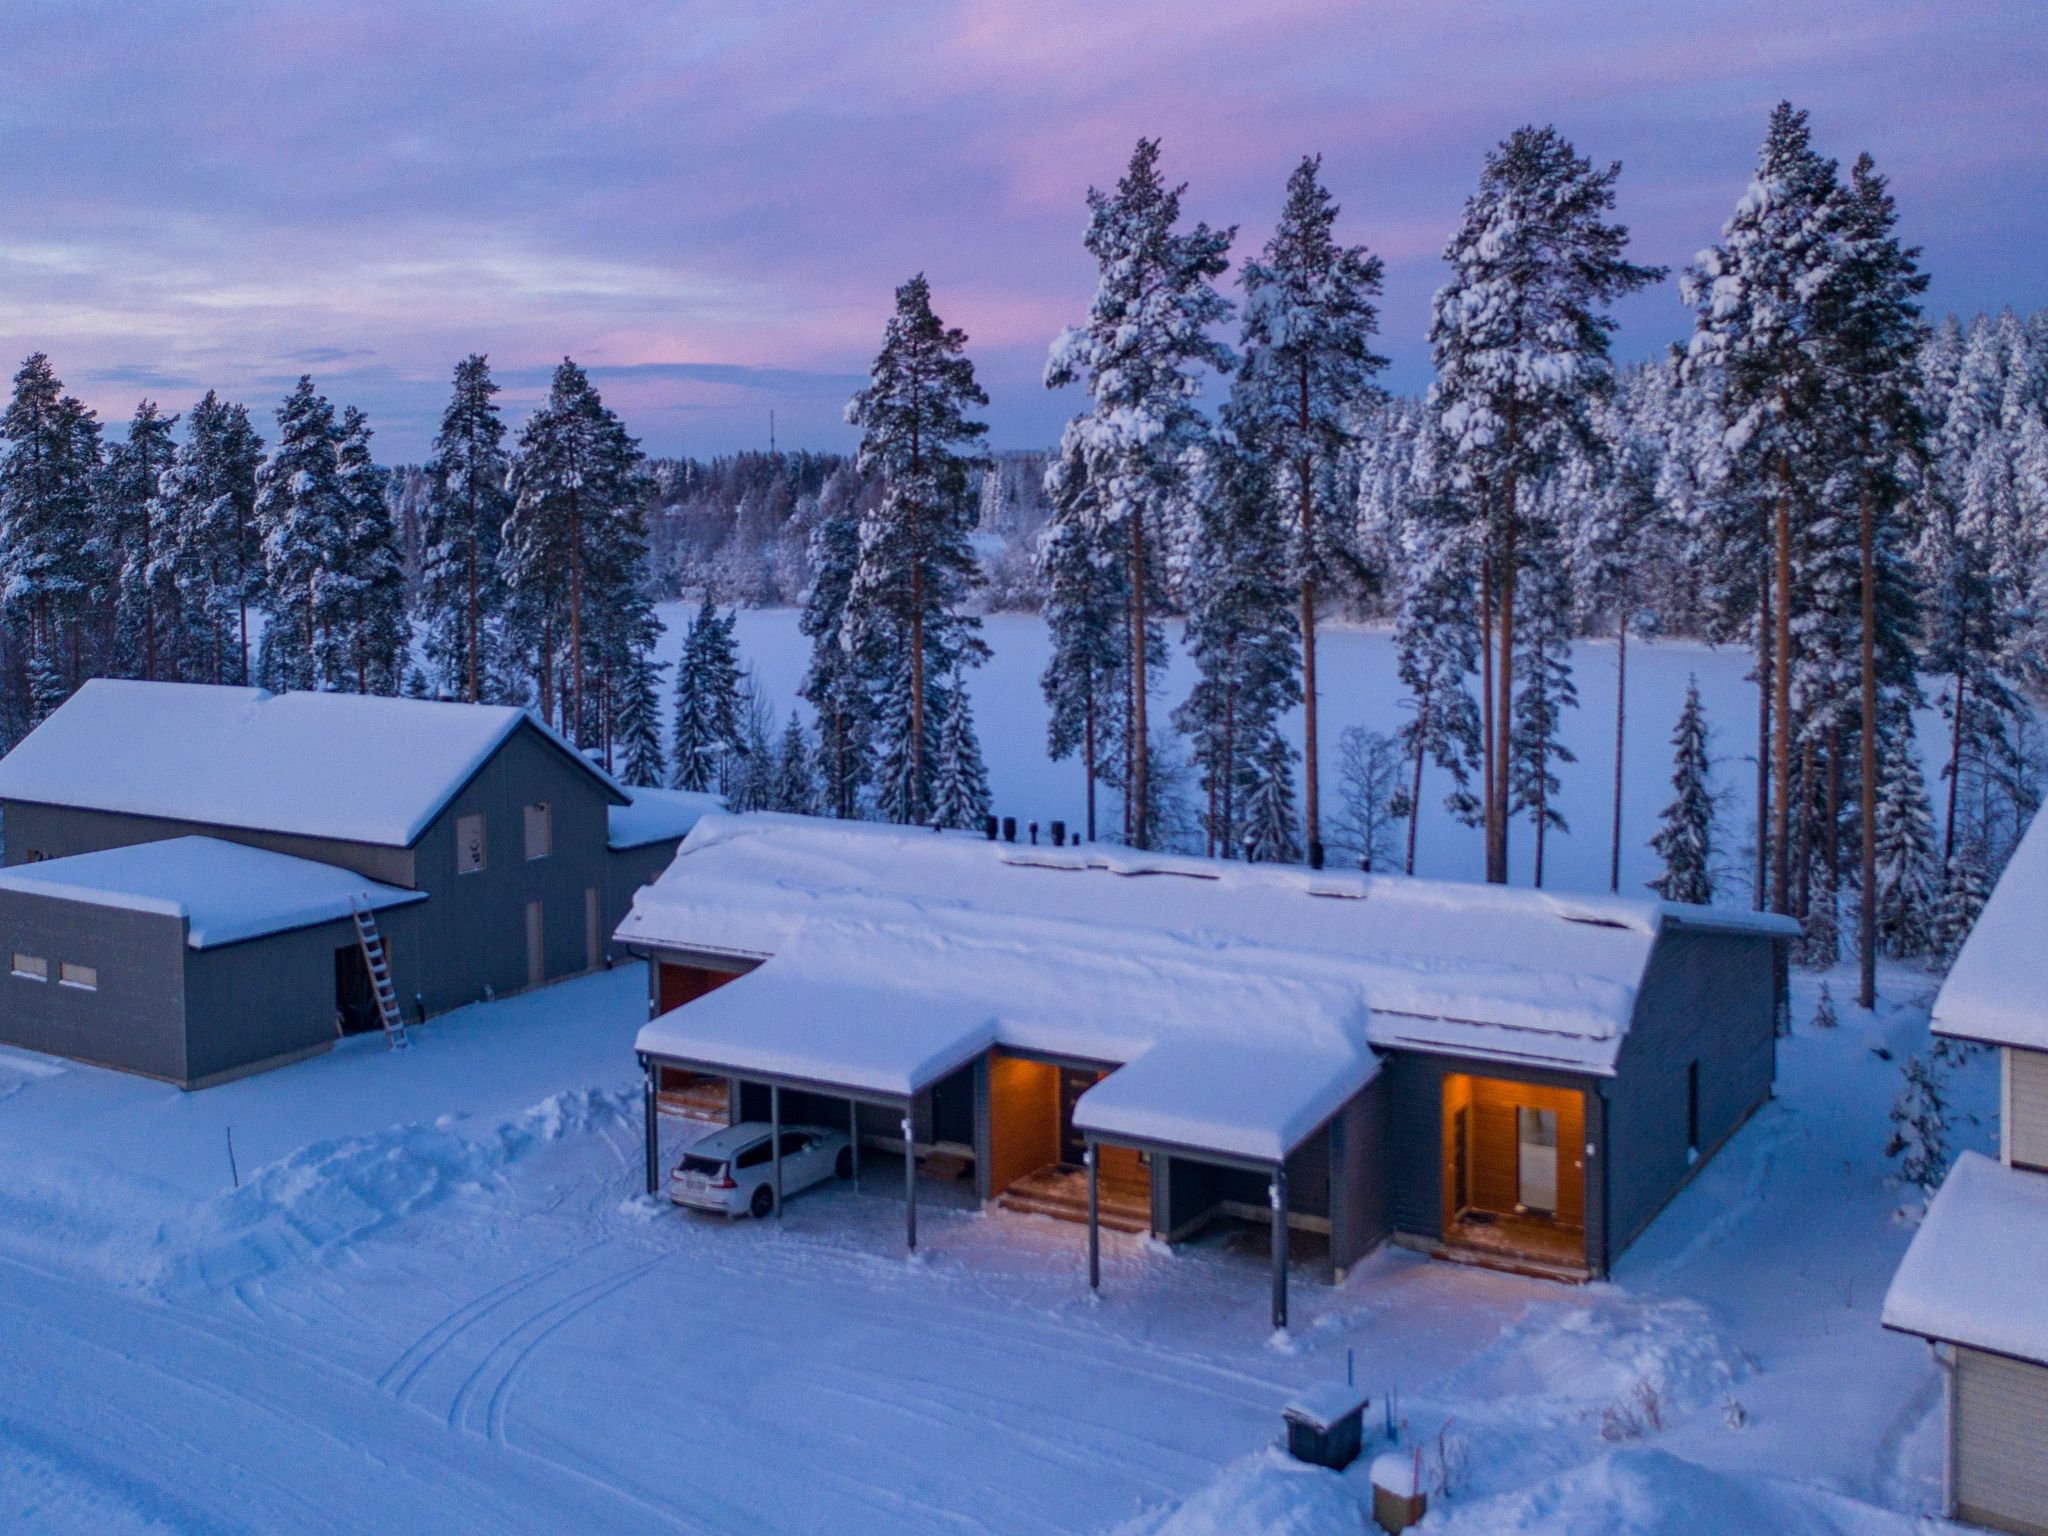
[[1308, 839, 1325, 872], [1051, 820, 1066, 847], [1002, 816, 1017, 843], [983, 815, 998, 841], [1029, 821, 1039, 845]]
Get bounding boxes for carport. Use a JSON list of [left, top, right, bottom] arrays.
[[635, 963, 995, 1250], [1073, 1038, 1382, 1330]]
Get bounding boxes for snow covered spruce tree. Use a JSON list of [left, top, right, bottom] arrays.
[[1173, 438, 1300, 859], [797, 466, 872, 819], [420, 355, 512, 702], [669, 597, 747, 794], [1047, 138, 1234, 848], [1429, 126, 1661, 883], [927, 673, 993, 833], [1229, 154, 1386, 865], [254, 376, 349, 691], [1683, 102, 1842, 916], [1649, 677, 1717, 906], [1886, 1051, 1953, 1196], [97, 400, 178, 681], [613, 648, 668, 789], [770, 711, 819, 815], [333, 405, 408, 694], [159, 391, 263, 684], [843, 274, 992, 827], [1871, 727, 1938, 958], [502, 359, 649, 744], [0, 354, 103, 727]]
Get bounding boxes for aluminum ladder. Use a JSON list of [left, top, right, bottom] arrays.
[[349, 897, 409, 1050]]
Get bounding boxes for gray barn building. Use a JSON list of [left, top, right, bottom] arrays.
[[0, 680, 716, 1087], [618, 814, 1795, 1326]]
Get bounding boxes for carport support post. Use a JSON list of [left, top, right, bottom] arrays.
[[1086, 1141, 1100, 1293], [641, 1058, 658, 1196], [1270, 1165, 1289, 1332], [771, 1084, 783, 1219], [901, 1112, 917, 1253], [849, 1100, 860, 1191]]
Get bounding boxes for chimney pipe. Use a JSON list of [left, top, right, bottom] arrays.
[[1002, 816, 1017, 843], [983, 815, 998, 841], [1308, 839, 1325, 871], [1051, 820, 1066, 847], [1029, 821, 1039, 845]]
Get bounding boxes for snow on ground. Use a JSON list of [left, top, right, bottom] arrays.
[[0, 950, 1995, 1534]]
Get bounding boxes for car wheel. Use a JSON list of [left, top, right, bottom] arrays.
[[750, 1183, 775, 1219], [835, 1146, 853, 1180]]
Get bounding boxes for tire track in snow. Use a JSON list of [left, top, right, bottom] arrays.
[[477, 1256, 665, 1443], [377, 1248, 592, 1400]]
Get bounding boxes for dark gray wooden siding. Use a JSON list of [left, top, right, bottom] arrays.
[[1329, 1075, 1389, 1275], [607, 837, 684, 960], [2, 799, 415, 886], [1382, 1049, 1606, 1271], [0, 889, 190, 1081], [1604, 926, 1778, 1258]]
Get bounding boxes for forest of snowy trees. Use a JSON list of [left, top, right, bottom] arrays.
[[1, 101, 2042, 999]]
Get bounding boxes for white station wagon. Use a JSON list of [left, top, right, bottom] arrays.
[[669, 1121, 854, 1219]]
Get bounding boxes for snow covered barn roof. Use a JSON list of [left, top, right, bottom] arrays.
[[1883, 1152, 2048, 1365], [0, 680, 625, 848], [1932, 804, 2048, 1051], [624, 815, 1790, 1160], [608, 786, 725, 851], [0, 835, 425, 949]]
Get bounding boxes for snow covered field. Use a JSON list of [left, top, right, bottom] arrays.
[[0, 610, 1997, 1534], [0, 953, 1994, 1534]]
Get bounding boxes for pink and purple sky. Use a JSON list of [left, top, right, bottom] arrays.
[[6, 2, 2045, 458]]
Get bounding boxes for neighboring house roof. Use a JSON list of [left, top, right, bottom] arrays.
[[0, 835, 425, 949], [1933, 804, 2047, 1051], [0, 680, 625, 848], [608, 786, 726, 851], [1883, 1151, 2048, 1365], [624, 814, 1790, 1161]]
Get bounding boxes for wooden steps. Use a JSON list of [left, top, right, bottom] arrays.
[[996, 1165, 1151, 1234]]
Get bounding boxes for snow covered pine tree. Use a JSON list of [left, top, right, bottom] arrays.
[[1650, 678, 1717, 906]]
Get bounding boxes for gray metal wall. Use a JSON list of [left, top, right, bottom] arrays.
[[1, 799, 415, 886], [1381, 1050, 1608, 1271], [1328, 1075, 1390, 1276], [1603, 927, 1778, 1257], [0, 888, 190, 1081]]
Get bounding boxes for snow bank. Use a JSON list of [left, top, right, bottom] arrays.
[[155, 1087, 635, 1292], [0, 836, 424, 948], [0, 678, 622, 847], [1883, 1149, 2048, 1363], [1110, 1448, 1366, 1536], [1933, 803, 2048, 1049]]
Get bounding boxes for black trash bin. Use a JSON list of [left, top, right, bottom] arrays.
[[1281, 1383, 1369, 1471]]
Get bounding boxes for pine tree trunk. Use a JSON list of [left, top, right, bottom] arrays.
[[1754, 561, 1772, 911], [1610, 597, 1629, 892], [466, 514, 480, 703], [910, 564, 926, 824], [1406, 679, 1430, 877], [1771, 475, 1794, 916], [1491, 510, 1518, 886], [1944, 671, 1965, 867], [568, 484, 584, 747], [1479, 554, 1496, 880], [1130, 511, 1149, 849], [1297, 368, 1320, 865], [1083, 684, 1097, 842]]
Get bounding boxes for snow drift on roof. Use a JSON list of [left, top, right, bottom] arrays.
[[616, 812, 1783, 1074], [608, 786, 725, 851], [0, 836, 425, 948], [1933, 804, 2048, 1050], [0, 679, 622, 848], [1882, 1151, 2048, 1364]]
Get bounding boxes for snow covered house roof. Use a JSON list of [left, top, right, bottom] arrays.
[[0, 836, 425, 949], [1882, 1151, 2048, 1364], [608, 786, 725, 851], [0, 680, 625, 848], [1932, 804, 2048, 1051], [624, 815, 1790, 1161]]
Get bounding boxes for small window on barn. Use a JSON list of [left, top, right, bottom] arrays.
[[59, 962, 96, 991], [523, 802, 552, 861], [11, 953, 47, 981], [456, 814, 487, 876]]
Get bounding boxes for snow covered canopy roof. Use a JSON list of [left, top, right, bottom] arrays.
[[624, 815, 1789, 1160], [0, 835, 425, 949], [0, 680, 624, 848], [608, 786, 725, 851], [1932, 805, 2048, 1051], [1883, 1152, 2048, 1364]]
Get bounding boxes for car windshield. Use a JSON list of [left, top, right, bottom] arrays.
[[679, 1154, 726, 1176]]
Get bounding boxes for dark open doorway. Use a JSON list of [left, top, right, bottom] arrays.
[[335, 943, 378, 1034]]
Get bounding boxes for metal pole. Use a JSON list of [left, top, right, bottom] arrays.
[[850, 1099, 860, 1191], [901, 1112, 917, 1253], [770, 1084, 784, 1219], [1270, 1165, 1289, 1331], [642, 1058, 658, 1196], [1087, 1141, 1100, 1292]]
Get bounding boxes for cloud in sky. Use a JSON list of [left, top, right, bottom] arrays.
[[2, 1, 2044, 456]]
